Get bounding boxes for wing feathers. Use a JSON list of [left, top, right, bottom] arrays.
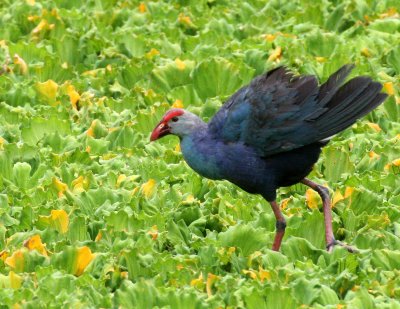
[[208, 65, 387, 157]]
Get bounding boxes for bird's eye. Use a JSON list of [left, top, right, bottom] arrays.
[[171, 117, 179, 122]]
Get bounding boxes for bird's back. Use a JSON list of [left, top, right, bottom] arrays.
[[208, 65, 387, 157]]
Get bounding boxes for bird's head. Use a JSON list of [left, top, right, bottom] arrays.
[[150, 108, 203, 141]]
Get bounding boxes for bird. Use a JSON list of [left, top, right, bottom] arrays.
[[150, 64, 387, 253]]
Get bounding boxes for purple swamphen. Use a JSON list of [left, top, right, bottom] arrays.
[[150, 65, 387, 252]]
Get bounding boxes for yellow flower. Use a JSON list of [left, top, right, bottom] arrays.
[[31, 19, 54, 34], [242, 269, 257, 279], [258, 267, 271, 282], [280, 198, 290, 210], [24, 235, 48, 256], [50, 210, 69, 234], [368, 151, 380, 161], [264, 34, 276, 42], [332, 190, 344, 207], [95, 231, 102, 242], [72, 175, 89, 193], [344, 187, 354, 198], [36, 80, 59, 105], [66, 84, 80, 110], [383, 82, 395, 95], [206, 273, 219, 297], [305, 188, 320, 209], [361, 47, 371, 57], [116, 174, 127, 187], [268, 46, 282, 62], [13, 54, 28, 75], [367, 122, 382, 132], [0, 136, 6, 150], [315, 57, 327, 63], [178, 13, 193, 27], [184, 194, 195, 203], [5, 250, 25, 271], [138, 2, 147, 13], [86, 120, 98, 137], [75, 246, 95, 276], [190, 273, 204, 288], [141, 179, 156, 197], [172, 99, 184, 108], [0, 250, 8, 261], [175, 58, 186, 70], [145, 48, 160, 59], [53, 177, 68, 197], [9, 271, 22, 289], [148, 225, 158, 240]]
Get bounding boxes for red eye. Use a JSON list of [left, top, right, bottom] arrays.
[[171, 117, 179, 122]]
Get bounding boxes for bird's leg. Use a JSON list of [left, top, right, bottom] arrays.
[[269, 200, 286, 251], [301, 178, 358, 253]]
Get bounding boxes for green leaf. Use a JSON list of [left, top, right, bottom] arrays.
[[322, 145, 355, 183], [371, 249, 400, 270], [219, 224, 268, 256], [151, 60, 195, 92], [193, 58, 245, 101], [21, 116, 71, 146]]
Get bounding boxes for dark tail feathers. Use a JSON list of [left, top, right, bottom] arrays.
[[307, 65, 387, 140]]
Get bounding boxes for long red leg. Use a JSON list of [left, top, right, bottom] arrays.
[[269, 200, 286, 251], [301, 178, 358, 253]]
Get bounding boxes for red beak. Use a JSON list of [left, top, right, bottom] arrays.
[[150, 122, 171, 141]]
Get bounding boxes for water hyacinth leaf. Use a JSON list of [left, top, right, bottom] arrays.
[[0, 271, 22, 289], [344, 288, 376, 309], [24, 235, 48, 256], [371, 250, 400, 270], [281, 237, 325, 263], [118, 62, 153, 88], [151, 60, 195, 93], [74, 246, 95, 276], [167, 219, 191, 247], [35, 80, 59, 105], [115, 280, 157, 308], [265, 287, 299, 309], [316, 285, 340, 305], [5, 249, 25, 272], [382, 96, 399, 122], [286, 210, 325, 250], [54, 35, 81, 65], [52, 246, 95, 276], [292, 277, 321, 305], [193, 58, 245, 100], [386, 46, 400, 74], [68, 216, 89, 243], [322, 146, 354, 183], [169, 84, 202, 106], [368, 18, 400, 34], [219, 225, 268, 256], [38, 210, 69, 234], [119, 33, 147, 58], [324, 3, 346, 32], [21, 116, 71, 146], [5, 249, 46, 273], [12, 162, 32, 189]]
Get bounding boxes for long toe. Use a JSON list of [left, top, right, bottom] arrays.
[[328, 239, 359, 253]]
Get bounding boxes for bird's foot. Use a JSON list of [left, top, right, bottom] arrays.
[[326, 239, 359, 253]]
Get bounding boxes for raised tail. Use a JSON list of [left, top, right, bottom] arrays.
[[306, 65, 387, 140]]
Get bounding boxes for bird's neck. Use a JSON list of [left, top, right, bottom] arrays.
[[179, 127, 222, 180]]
